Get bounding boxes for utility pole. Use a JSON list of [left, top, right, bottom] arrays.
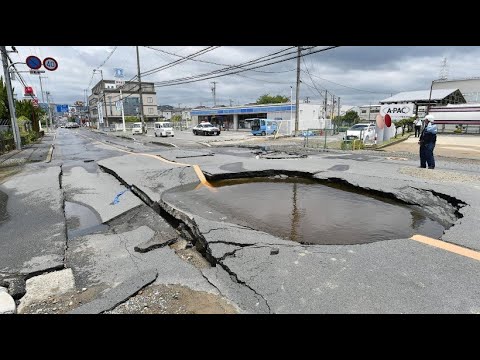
[[38, 75, 47, 104], [337, 97, 340, 117], [45, 91, 53, 132], [324, 90, 328, 119], [120, 87, 125, 132], [136, 46, 145, 133], [331, 94, 335, 119], [211, 81, 217, 107], [1, 46, 21, 149], [93, 69, 108, 128], [295, 46, 301, 135]]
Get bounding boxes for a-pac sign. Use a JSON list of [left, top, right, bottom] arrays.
[[380, 103, 414, 120]]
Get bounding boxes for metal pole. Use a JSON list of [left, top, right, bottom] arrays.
[[295, 46, 301, 136], [427, 80, 434, 114], [136, 46, 145, 133], [100, 70, 109, 128], [38, 75, 46, 104], [1, 46, 21, 149], [45, 91, 53, 133], [120, 88, 125, 132]]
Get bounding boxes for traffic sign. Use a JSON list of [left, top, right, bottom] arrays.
[[56, 104, 69, 113], [43, 57, 58, 71], [26, 55, 42, 70], [32, 99, 39, 108], [30, 70, 46, 74]]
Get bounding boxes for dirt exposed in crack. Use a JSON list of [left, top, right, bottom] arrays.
[[170, 239, 211, 269], [18, 285, 107, 314], [106, 283, 238, 314]]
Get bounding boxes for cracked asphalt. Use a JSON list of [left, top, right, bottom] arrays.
[[2, 127, 480, 314]]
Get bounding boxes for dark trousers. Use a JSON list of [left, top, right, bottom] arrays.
[[419, 142, 435, 168], [415, 125, 421, 137]]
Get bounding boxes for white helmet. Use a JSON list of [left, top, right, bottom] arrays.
[[424, 114, 435, 123]]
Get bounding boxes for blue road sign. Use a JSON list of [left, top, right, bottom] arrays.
[[114, 68, 124, 78], [56, 104, 69, 113], [26, 56, 42, 70]]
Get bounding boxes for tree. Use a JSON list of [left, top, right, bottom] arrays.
[[15, 99, 45, 132], [124, 116, 138, 123], [256, 94, 290, 104], [0, 76, 11, 122], [342, 110, 360, 126]]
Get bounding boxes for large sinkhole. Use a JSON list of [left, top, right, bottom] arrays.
[[164, 176, 446, 245]]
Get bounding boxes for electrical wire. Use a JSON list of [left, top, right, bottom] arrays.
[[153, 46, 338, 88], [144, 46, 296, 74]]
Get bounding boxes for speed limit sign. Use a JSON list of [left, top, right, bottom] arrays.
[[43, 57, 58, 71]]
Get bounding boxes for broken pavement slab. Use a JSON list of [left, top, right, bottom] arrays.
[[62, 166, 143, 223], [134, 235, 177, 253], [69, 269, 158, 314], [0, 286, 16, 314], [0, 164, 66, 274], [17, 268, 76, 313]]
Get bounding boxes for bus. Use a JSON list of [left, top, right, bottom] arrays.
[[246, 118, 278, 136]]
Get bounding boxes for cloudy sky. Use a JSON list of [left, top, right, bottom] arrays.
[[8, 46, 480, 108]]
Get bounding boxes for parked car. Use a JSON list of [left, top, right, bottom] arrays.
[[192, 122, 221, 136], [132, 122, 143, 134], [154, 121, 174, 137], [344, 123, 376, 142]]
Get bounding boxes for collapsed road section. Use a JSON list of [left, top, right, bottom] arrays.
[[97, 150, 480, 314]]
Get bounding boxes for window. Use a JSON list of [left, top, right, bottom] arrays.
[[148, 108, 153, 114], [361, 110, 367, 114], [147, 97, 153, 103]]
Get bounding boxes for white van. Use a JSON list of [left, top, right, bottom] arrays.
[[132, 122, 143, 134], [154, 121, 174, 137]]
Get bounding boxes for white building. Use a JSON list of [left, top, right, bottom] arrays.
[[190, 103, 332, 134]]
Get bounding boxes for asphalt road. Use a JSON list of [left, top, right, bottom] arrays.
[[3, 127, 480, 313]]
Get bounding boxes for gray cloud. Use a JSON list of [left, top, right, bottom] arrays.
[[9, 46, 480, 108]]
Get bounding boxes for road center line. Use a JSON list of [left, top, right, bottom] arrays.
[[411, 235, 480, 261], [78, 133, 211, 187]]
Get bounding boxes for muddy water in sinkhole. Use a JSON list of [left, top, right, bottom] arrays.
[[164, 177, 445, 245]]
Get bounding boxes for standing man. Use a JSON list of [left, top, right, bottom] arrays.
[[414, 116, 423, 137], [418, 114, 437, 169]]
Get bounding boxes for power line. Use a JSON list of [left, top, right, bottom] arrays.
[[140, 46, 220, 78], [153, 46, 338, 88], [144, 46, 296, 74], [300, 69, 394, 94], [152, 46, 307, 86]]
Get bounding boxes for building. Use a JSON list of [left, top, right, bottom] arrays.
[[432, 78, 480, 103], [88, 80, 158, 126], [191, 103, 331, 134], [358, 105, 380, 121], [380, 88, 466, 118]]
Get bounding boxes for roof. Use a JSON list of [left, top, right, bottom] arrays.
[[380, 89, 459, 103]]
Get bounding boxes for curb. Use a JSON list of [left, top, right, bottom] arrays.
[[45, 144, 54, 163], [373, 133, 413, 150]]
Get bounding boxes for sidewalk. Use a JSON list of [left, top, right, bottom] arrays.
[[0, 132, 56, 166]]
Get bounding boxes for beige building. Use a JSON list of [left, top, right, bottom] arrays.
[[88, 80, 158, 126]]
